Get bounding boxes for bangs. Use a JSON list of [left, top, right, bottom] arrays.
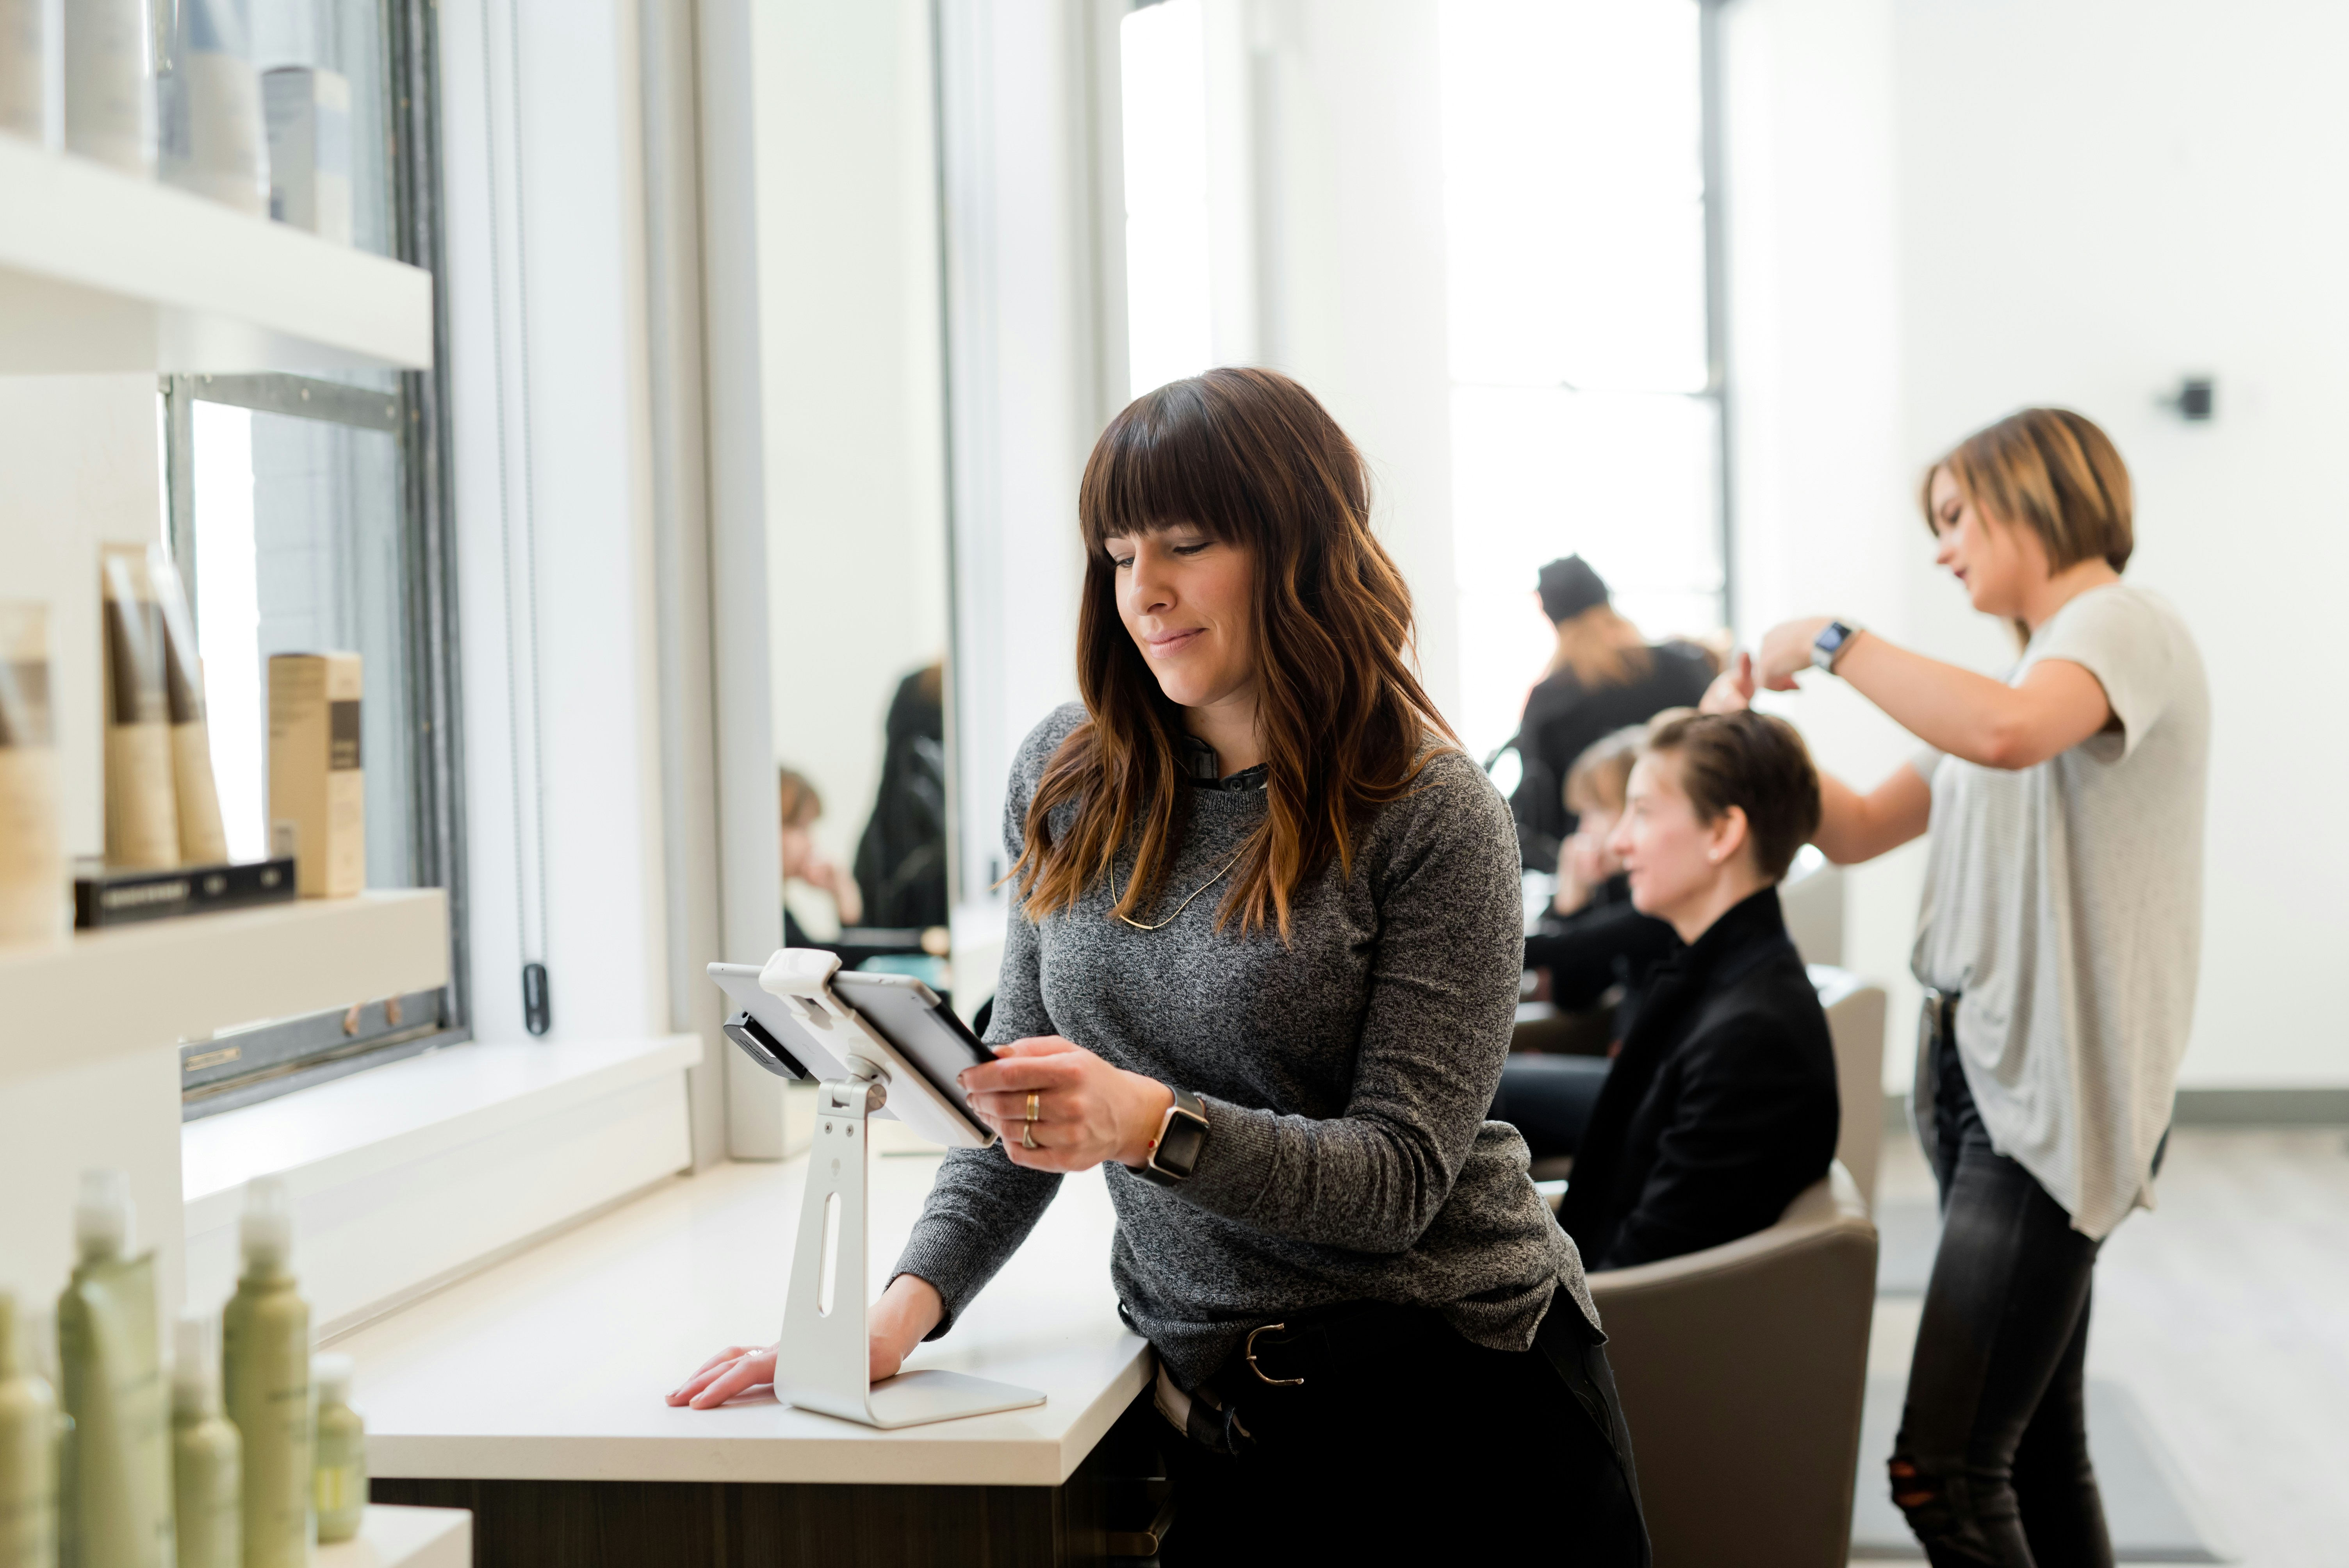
[[1079, 380, 1261, 552]]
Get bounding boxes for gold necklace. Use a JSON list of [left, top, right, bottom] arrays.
[[1111, 848, 1246, 931]]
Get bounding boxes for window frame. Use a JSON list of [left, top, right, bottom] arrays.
[[166, 0, 469, 1121]]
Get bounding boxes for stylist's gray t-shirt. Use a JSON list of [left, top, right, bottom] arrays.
[[1911, 583, 2209, 1239]]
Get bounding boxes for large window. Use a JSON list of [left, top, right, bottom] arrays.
[[161, 0, 462, 1117], [1117, 0, 1215, 399], [1439, 0, 1727, 763]]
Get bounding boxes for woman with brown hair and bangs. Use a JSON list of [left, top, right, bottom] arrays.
[[888, 368, 1641, 1557]]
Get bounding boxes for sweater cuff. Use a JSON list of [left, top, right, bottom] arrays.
[[1169, 1093, 1280, 1223], [890, 1218, 993, 1340]]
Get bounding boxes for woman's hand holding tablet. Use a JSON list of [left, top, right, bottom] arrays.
[[957, 1037, 1176, 1174]]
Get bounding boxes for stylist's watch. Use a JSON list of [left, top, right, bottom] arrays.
[[1135, 1086, 1210, 1188], [1811, 619, 1863, 673]]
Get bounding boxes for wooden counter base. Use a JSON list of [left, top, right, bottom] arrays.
[[373, 1391, 1162, 1568]]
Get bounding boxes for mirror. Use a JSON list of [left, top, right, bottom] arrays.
[[761, 2, 957, 1017]]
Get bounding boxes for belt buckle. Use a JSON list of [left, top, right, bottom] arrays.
[[1244, 1322, 1305, 1387]]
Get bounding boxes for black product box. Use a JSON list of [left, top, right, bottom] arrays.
[[73, 856, 299, 928]]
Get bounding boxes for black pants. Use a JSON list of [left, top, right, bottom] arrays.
[[1891, 1032, 2113, 1568], [1489, 1053, 1613, 1161], [1160, 1295, 1647, 1564]]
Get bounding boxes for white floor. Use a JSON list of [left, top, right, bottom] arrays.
[[1861, 1126, 2349, 1567]]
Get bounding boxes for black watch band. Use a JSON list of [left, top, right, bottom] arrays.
[[1135, 1086, 1210, 1187]]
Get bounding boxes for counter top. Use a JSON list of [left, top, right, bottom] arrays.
[[338, 1151, 1150, 1488]]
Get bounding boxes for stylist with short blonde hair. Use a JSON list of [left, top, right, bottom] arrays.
[[1711, 406, 2208, 1567]]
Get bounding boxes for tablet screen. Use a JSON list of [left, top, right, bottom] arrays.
[[830, 972, 995, 1113]]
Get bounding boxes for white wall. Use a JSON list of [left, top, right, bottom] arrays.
[[1720, 0, 1930, 1084], [757, 0, 952, 902], [1727, 0, 2349, 1089]]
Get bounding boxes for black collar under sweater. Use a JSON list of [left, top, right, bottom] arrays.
[[1645, 883, 1794, 994]]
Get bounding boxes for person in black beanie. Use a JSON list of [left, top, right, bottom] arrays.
[[1506, 555, 1716, 870]]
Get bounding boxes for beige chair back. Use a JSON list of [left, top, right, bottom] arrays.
[[1809, 966, 1887, 1204], [1589, 1163, 1877, 1568]]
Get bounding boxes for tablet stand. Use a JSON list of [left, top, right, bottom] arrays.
[[760, 959, 1046, 1430]]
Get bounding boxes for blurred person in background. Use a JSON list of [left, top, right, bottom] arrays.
[[1508, 555, 1715, 870], [779, 766, 863, 945], [1709, 407, 2207, 1568], [854, 663, 952, 931]]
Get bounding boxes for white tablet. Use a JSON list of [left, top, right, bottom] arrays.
[[708, 957, 999, 1150]]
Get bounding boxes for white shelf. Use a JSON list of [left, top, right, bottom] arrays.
[[0, 136, 433, 374], [317, 1505, 471, 1568], [0, 889, 450, 1083]]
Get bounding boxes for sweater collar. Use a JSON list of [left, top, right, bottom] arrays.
[[1178, 731, 1268, 792]]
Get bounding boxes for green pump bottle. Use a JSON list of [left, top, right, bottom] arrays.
[[0, 1290, 61, 1568], [222, 1177, 311, 1568], [171, 1312, 241, 1568]]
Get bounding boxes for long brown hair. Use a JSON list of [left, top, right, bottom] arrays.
[[1546, 603, 1653, 688], [1012, 368, 1453, 939]]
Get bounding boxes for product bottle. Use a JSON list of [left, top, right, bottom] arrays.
[[0, 0, 48, 144], [62, 0, 154, 175], [170, 1312, 241, 1568], [55, 1170, 174, 1568], [222, 1176, 310, 1568], [0, 602, 65, 948], [0, 1290, 61, 1568], [309, 1354, 362, 1545], [157, 0, 264, 214]]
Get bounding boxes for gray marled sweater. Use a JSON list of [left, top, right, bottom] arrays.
[[892, 703, 1599, 1389]]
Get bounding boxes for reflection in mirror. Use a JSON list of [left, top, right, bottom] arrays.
[[761, 0, 956, 1016]]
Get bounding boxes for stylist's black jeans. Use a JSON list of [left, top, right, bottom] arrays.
[[1160, 1294, 1647, 1565], [1891, 1031, 2113, 1568]]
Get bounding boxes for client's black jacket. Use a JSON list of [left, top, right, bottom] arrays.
[[1555, 886, 1838, 1272]]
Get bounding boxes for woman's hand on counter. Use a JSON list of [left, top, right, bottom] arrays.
[[867, 1274, 945, 1382], [960, 1037, 1174, 1173], [667, 1342, 775, 1409], [666, 1277, 946, 1407]]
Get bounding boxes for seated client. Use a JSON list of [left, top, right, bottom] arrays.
[[1552, 709, 1839, 1272]]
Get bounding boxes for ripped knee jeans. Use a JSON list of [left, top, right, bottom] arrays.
[[1890, 1031, 2114, 1568]]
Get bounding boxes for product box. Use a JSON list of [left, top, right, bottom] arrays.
[[100, 543, 181, 869], [267, 652, 362, 897], [261, 65, 351, 243]]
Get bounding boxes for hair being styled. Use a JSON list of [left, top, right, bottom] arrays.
[[1643, 710, 1821, 882], [1547, 603, 1653, 689], [1012, 367, 1453, 939], [1563, 725, 1645, 819], [1923, 407, 2133, 574]]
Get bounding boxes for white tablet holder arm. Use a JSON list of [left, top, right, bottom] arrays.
[[752, 948, 1045, 1429]]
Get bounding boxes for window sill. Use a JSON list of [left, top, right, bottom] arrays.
[[184, 1032, 701, 1335]]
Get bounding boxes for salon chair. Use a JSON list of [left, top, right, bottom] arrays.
[[1809, 967, 1887, 1205], [1586, 1162, 1877, 1568]]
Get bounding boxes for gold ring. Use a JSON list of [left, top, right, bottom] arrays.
[[1020, 1123, 1038, 1151], [1025, 1092, 1041, 1122]]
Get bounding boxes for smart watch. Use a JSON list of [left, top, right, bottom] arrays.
[[1135, 1085, 1210, 1187], [1811, 619, 1863, 674]]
